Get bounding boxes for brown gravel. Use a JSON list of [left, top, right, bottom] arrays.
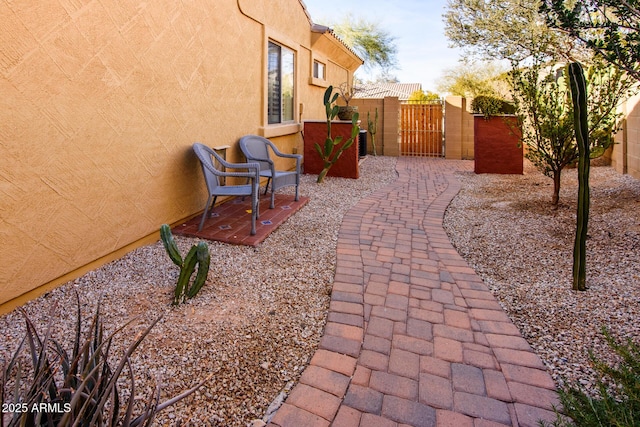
[[0, 156, 398, 427], [2, 157, 638, 426], [443, 160, 640, 396]]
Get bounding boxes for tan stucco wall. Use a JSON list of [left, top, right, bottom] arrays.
[[0, 0, 359, 310], [444, 96, 475, 159], [612, 93, 640, 179]]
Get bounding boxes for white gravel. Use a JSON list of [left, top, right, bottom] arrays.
[[443, 160, 640, 396], [0, 156, 399, 427]]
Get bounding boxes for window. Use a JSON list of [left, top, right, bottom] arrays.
[[313, 60, 325, 80], [268, 41, 295, 124]]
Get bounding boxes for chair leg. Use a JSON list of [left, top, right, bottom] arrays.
[[250, 189, 257, 235], [264, 177, 271, 195], [295, 183, 300, 202], [198, 195, 214, 232], [270, 190, 275, 209]]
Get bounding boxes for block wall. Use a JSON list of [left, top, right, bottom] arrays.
[[444, 96, 475, 159]]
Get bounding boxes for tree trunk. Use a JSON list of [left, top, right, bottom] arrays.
[[552, 170, 561, 206]]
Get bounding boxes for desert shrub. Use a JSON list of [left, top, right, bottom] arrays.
[[549, 329, 640, 426], [471, 95, 516, 118]]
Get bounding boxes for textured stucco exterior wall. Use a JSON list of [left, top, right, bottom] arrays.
[[612, 93, 640, 180], [0, 0, 359, 309]]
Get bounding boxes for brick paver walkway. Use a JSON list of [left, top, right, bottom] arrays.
[[268, 157, 559, 427]]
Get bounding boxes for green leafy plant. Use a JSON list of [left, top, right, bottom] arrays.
[[367, 108, 379, 156], [160, 224, 211, 305], [315, 85, 360, 183], [0, 293, 208, 426], [549, 329, 640, 426], [510, 59, 636, 207], [471, 95, 516, 118]]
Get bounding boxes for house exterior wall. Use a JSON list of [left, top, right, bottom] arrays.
[[0, 0, 359, 310], [611, 93, 640, 179]]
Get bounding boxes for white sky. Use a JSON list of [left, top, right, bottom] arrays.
[[301, 0, 464, 93]]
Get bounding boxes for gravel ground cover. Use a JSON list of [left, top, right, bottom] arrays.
[[2, 157, 638, 426], [0, 156, 398, 427], [443, 160, 640, 397]]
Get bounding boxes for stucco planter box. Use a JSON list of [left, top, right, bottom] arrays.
[[303, 121, 360, 179], [473, 115, 523, 174]]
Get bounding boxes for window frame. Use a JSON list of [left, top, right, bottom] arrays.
[[313, 60, 326, 80], [267, 40, 296, 125]]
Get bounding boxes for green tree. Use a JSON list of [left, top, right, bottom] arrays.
[[407, 90, 442, 103], [444, 0, 582, 63], [541, 0, 640, 81], [437, 61, 510, 98], [511, 61, 575, 206], [330, 14, 398, 73], [510, 58, 635, 206]]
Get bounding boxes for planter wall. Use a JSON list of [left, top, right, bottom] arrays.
[[474, 115, 523, 174], [303, 121, 360, 179]]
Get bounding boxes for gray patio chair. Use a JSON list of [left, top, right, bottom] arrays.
[[238, 135, 302, 209], [192, 143, 260, 235]]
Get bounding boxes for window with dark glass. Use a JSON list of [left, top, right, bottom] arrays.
[[268, 41, 295, 124]]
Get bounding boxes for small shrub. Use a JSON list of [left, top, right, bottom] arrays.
[[160, 224, 211, 305], [471, 95, 516, 118], [0, 293, 207, 426], [548, 329, 640, 426]]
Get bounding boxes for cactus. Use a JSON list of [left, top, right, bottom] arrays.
[[568, 62, 590, 291], [315, 85, 360, 183], [160, 224, 211, 304], [367, 108, 379, 156]]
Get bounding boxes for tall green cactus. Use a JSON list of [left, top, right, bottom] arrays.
[[160, 224, 211, 304], [568, 62, 590, 291], [315, 85, 360, 183], [368, 108, 379, 156]]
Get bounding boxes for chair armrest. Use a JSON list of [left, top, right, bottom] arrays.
[[265, 139, 303, 162], [200, 160, 260, 180]]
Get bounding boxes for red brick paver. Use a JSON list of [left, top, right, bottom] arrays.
[[268, 158, 559, 427]]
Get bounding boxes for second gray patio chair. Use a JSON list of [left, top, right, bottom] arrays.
[[238, 135, 302, 209], [192, 142, 260, 235]]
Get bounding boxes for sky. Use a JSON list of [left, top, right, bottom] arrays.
[[301, 0, 464, 93]]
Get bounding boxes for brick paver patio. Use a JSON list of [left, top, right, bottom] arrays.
[[268, 157, 559, 427]]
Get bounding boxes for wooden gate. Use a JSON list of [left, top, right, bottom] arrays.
[[400, 103, 444, 156]]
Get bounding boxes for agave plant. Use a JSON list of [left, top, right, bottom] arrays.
[[0, 293, 208, 427]]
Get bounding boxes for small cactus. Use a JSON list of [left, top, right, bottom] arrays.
[[160, 224, 211, 304], [367, 108, 378, 156]]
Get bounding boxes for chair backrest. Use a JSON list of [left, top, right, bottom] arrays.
[[193, 143, 222, 192], [239, 135, 272, 172]]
